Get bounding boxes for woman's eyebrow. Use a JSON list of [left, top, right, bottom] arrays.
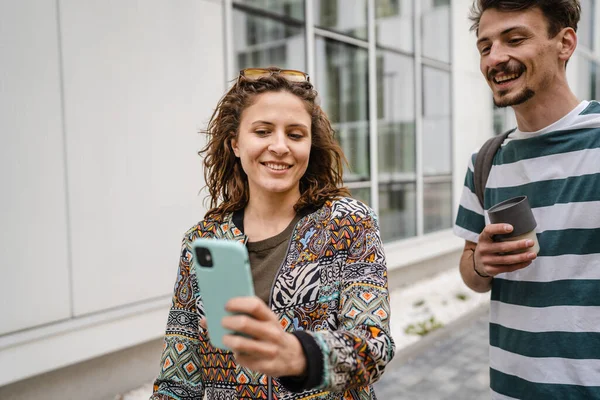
[[250, 120, 274, 125], [287, 123, 309, 129]]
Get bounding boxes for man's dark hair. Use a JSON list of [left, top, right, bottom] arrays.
[[469, 0, 581, 36]]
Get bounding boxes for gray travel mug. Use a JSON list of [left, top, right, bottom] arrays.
[[488, 196, 540, 255]]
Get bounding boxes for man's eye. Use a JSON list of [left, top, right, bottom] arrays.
[[509, 38, 524, 44], [480, 47, 490, 55]]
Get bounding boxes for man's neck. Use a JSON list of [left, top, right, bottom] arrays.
[[512, 86, 580, 132]]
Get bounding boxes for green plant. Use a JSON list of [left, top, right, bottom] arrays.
[[404, 316, 444, 336], [455, 293, 469, 301]]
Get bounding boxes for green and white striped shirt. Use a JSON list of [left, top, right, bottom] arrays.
[[454, 100, 600, 399]]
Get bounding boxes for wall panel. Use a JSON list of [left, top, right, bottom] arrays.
[[59, 0, 226, 315], [0, 0, 71, 334]]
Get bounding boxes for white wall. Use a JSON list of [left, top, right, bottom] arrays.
[[0, 0, 226, 386], [60, 0, 214, 315], [0, 0, 71, 335]]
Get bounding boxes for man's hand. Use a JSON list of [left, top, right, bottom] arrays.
[[220, 296, 307, 378], [475, 223, 537, 277]]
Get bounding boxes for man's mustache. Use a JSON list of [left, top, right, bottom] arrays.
[[488, 62, 526, 81]]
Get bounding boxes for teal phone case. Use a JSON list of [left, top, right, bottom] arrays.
[[191, 238, 254, 350]]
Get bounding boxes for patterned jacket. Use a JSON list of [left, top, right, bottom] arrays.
[[151, 197, 395, 399]]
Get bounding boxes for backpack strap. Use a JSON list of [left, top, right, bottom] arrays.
[[474, 129, 514, 208]]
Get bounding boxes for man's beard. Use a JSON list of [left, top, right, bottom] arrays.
[[493, 87, 535, 108], [488, 61, 533, 108]]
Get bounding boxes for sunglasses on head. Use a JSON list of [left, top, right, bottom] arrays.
[[238, 68, 310, 83]]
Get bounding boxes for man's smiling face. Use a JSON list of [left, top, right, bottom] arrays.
[[476, 7, 563, 108]]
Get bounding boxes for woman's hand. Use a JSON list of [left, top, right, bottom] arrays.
[[220, 296, 307, 378]]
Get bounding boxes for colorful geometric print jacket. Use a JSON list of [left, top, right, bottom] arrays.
[[151, 197, 396, 400]]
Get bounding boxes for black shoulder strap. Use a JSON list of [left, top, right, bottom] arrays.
[[474, 129, 514, 208]]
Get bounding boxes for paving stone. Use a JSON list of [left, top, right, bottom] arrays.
[[430, 365, 459, 382], [437, 380, 462, 394], [398, 372, 424, 387], [374, 312, 490, 399]]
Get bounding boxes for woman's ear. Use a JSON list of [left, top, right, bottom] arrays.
[[230, 135, 240, 157]]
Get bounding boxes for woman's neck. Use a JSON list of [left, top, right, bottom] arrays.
[[243, 190, 299, 241]]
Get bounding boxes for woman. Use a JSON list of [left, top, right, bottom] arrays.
[[151, 67, 395, 400]]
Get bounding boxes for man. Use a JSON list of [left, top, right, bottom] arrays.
[[454, 0, 600, 398]]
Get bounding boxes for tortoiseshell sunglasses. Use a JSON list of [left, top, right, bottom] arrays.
[[238, 68, 310, 83]]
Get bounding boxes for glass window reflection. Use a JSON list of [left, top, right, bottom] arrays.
[[590, 63, 600, 100], [376, 51, 418, 241], [493, 105, 516, 136], [579, 0, 594, 50], [233, 9, 305, 72], [378, 182, 417, 241], [377, 51, 416, 179], [424, 181, 452, 233], [234, 0, 305, 20], [314, 0, 368, 40], [421, 0, 450, 62], [315, 37, 370, 182], [422, 66, 451, 176], [376, 0, 413, 53], [350, 186, 371, 206], [574, 58, 595, 100]]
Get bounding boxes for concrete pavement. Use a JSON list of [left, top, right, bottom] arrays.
[[374, 305, 490, 399]]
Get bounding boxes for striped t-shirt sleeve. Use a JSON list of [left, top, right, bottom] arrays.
[[454, 151, 485, 243]]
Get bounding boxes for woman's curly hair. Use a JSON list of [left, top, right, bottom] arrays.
[[200, 68, 350, 220]]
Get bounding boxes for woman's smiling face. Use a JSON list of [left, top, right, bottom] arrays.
[[231, 91, 312, 201]]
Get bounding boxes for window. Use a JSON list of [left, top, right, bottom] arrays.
[[579, 0, 594, 50], [350, 187, 371, 205], [230, 0, 453, 242], [594, 62, 600, 99], [314, 0, 368, 40], [233, 7, 305, 72], [422, 67, 451, 176], [575, 58, 596, 100], [377, 52, 415, 178], [422, 66, 452, 233], [315, 37, 370, 182], [376, 0, 413, 53], [376, 0, 401, 18], [493, 105, 516, 136], [421, 0, 450, 62], [234, 0, 305, 20], [379, 181, 417, 240], [377, 50, 417, 241], [573, 0, 599, 102], [424, 181, 452, 233]]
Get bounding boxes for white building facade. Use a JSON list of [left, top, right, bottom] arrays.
[[1, 0, 598, 398]]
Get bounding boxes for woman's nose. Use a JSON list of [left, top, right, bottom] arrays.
[[268, 132, 289, 155]]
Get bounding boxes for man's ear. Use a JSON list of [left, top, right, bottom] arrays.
[[557, 27, 577, 63]]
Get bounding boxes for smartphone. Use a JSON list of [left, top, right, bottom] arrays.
[[191, 238, 255, 350]]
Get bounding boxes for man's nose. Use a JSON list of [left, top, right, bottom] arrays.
[[486, 44, 510, 68]]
